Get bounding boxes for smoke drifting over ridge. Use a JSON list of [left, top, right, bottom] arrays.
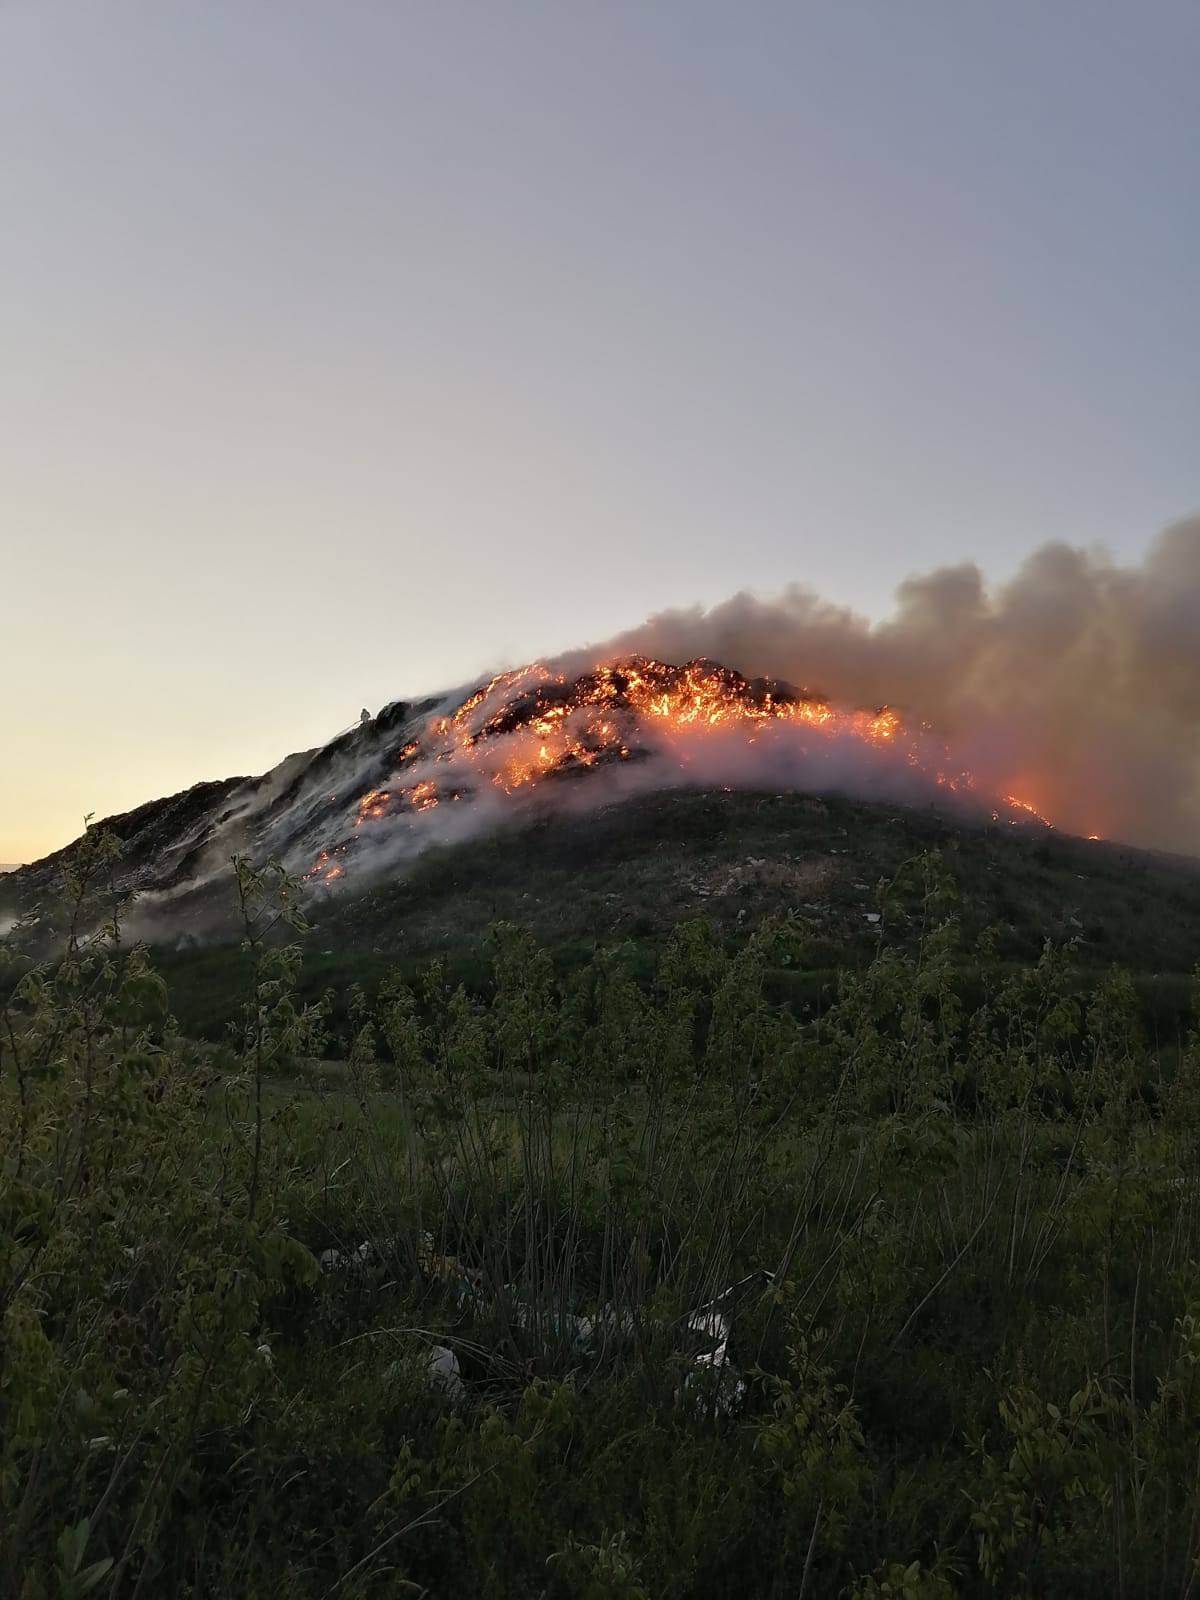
[[586, 518, 1200, 853], [6, 520, 1199, 950]]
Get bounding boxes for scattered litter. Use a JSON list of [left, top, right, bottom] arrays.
[[318, 1241, 374, 1274], [326, 1235, 772, 1413], [427, 1344, 465, 1398]]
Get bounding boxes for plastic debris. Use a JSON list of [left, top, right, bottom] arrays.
[[427, 1344, 465, 1398]]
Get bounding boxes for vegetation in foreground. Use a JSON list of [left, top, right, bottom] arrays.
[[5, 828, 1200, 1597]]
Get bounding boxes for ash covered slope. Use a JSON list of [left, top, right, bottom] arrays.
[[2, 655, 1049, 943], [0, 691, 446, 939]]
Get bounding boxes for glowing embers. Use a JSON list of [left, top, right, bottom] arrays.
[[447, 657, 907, 795], [1002, 793, 1052, 826], [353, 781, 441, 827], [308, 653, 1056, 887], [303, 846, 348, 883], [355, 789, 391, 826], [986, 793, 1054, 828], [350, 737, 442, 831], [356, 656, 951, 823]]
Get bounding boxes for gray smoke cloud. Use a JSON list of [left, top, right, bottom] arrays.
[[36, 518, 1200, 954], [578, 517, 1200, 853]]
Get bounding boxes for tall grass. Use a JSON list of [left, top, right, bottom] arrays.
[[4, 839, 1200, 1596]]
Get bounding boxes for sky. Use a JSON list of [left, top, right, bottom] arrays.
[[2, 1, 1198, 864]]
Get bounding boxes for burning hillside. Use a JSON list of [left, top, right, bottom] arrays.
[[300, 655, 1046, 888], [343, 657, 904, 828], [9, 520, 1200, 947], [0, 652, 1056, 942]]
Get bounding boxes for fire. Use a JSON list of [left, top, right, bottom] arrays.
[[355, 789, 391, 825], [456, 659, 908, 793], [303, 847, 347, 883], [305, 656, 1056, 885], [1002, 793, 1051, 826]]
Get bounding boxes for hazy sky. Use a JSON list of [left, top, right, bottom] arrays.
[[2, 1, 1198, 863]]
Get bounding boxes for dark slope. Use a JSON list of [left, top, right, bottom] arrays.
[[141, 786, 1200, 1047], [310, 786, 1200, 970]]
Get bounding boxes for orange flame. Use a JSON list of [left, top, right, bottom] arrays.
[[303, 846, 348, 883], [355, 788, 391, 826], [455, 659, 911, 794], [1002, 793, 1051, 825], [305, 656, 1054, 885]]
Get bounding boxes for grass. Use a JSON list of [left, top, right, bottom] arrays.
[[7, 830, 1200, 1597]]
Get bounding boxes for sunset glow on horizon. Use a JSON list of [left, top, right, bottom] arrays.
[[3, 3, 1198, 863]]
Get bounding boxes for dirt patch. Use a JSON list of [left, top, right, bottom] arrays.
[[682, 855, 837, 903]]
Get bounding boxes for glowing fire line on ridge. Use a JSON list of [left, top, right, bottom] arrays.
[[303, 657, 1063, 884]]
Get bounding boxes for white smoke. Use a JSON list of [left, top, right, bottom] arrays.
[[54, 518, 1200, 943], [580, 517, 1200, 853], [309, 662, 1026, 894]]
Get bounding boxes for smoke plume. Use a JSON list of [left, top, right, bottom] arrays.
[[584, 517, 1200, 853], [10, 519, 1200, 952]]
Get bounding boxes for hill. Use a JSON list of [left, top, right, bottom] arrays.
[[5, 656, 1199, 1045], [0, 653, 1060, 946], [143, 785, 1200, 1047]]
